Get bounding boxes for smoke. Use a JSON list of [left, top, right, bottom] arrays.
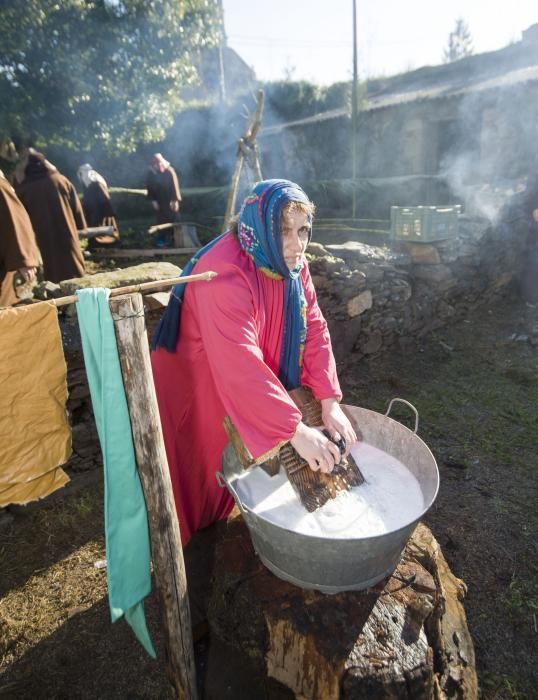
[[441, 152, 514, 223], [440, 77, 537, 223]]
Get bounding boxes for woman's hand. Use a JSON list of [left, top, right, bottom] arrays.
[[290, 422, 341, 474], [320, 398, 357, 456]]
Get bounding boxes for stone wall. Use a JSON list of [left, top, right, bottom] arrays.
[[61, 305, 165, 477], [308, 216, 528, 365], [59, 218, 527, 471]]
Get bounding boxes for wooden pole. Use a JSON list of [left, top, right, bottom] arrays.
[[351, 0, 359, 219], [110, 292, 198, 700], [148, 223, 176, 234], [78, 226, 115, 238], [47, 271, 216, 308], [89, 247, 200, 259], [224, 89, 265, 228], [224, 153, 245, 229]]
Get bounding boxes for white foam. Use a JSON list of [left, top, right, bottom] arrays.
[[233, 442, 425, 539]]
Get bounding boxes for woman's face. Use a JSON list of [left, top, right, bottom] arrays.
[[281, 209, 311, 270]]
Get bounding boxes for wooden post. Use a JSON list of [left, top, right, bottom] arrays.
[[224, 150, 245, 229], [351, 0, 359, 219], [109, 292, 197, 700], [224, 89, 265, 228]]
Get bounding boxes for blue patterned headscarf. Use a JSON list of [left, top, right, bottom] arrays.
[[152, 179, 312, 390]]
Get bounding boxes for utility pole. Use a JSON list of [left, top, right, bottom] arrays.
[[351, 0, 359, 219], [217, 0, 227, 103]]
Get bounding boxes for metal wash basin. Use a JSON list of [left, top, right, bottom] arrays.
[[218, 399, 439, 594]]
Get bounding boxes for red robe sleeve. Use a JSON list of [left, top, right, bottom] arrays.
[[193, 262, 302, 462], [300, 262, 342, 401]]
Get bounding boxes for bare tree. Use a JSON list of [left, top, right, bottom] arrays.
[[443, 18, 474, 63]]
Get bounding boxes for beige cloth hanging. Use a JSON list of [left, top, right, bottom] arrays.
[[0, 302, 71, 506]]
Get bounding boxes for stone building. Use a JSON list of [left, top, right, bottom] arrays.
[[259, 24, 538, 218]]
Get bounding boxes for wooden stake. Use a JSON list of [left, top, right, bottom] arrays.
[[110, 292, 197, 700], [224, 89, 265, 228]]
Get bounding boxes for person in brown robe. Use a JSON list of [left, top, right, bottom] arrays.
[[146, 153, 182, 247], [77, 164, 120, 250], [0, 171, 40, 306], [16, 151, 86, 283]]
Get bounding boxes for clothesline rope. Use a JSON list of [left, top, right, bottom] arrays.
[[35, 271, 218, 309]]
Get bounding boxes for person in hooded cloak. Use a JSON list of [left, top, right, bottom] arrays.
[[146, 153, 182, 247], [0, 170, 40, 306], [77, 163, 120, 249], [16, 151, 86, 283]]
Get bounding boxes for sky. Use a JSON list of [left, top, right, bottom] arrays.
[[222, 0, 538, 85]]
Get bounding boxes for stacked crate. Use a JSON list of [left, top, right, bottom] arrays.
[[390, 205, 461, 243]]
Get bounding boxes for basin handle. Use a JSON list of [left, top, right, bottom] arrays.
[[215, 470, 252, 516], [385, 398, 419, 433]]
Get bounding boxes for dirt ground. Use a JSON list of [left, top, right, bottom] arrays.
[[0, 290, 537, 699]]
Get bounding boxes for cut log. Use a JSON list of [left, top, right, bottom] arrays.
[[205, 514, 477, 700]]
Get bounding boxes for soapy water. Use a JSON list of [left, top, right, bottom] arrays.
[[233, 442, 425, 539]]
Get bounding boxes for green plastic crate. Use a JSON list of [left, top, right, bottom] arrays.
[[390, 205, 461, 243]]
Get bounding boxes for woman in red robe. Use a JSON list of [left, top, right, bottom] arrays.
[[151, 179, 356, 547]]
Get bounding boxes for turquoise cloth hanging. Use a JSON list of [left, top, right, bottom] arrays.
[[76, 288, 156, 658]]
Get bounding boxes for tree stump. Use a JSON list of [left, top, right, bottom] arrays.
[[205, 514, 477, 699]]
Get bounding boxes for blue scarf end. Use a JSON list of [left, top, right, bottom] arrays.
[[151, 286, 182, 352]]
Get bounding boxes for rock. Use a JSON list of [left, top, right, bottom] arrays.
[[401, 243, 441, 265], [33, 280, 62, 300], [362, 329, 383, 354], [347, 290, 373, 318], [58, 262, 182, 295], [143, 292, 170, 310], [350, 270, 368, 288], [67, 384, 90, 402], [390, 279, 413, 303], [412, 264, 456, 288], [311, 274, 330, 290], [71, 423, 96, 448], [380, 316, 398, 333], [325, 241, 378, 264], [354, 263, 385, 283], [329, 317, 362, 361], [306, 242, 329, 257]]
